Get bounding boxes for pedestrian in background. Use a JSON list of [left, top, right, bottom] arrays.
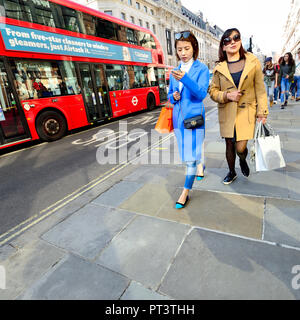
[[209, 28, 268, 185], [279, 52, 295, 109], [274, 57, 283, 104], [263, 57, 277, 107], [294, 48, 300, 101], [168, 30, 209, 209]]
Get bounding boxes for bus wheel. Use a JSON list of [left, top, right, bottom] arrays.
[[147, 93, 156, 111], [36, 110, 67, 142]]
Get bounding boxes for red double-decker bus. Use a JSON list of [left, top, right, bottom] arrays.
[[0, 0, 169, 149]]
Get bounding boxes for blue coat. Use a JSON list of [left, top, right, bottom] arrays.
[[168, 60, 210, 162]]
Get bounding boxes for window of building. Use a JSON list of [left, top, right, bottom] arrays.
[[152, 24, 156, 34], [150, 9, 154, 15], [121, 12, 126, 20], [136, 2, 140, 9], [139, 19, 142, 27], [166, 29, 172, 55], [144, 6, 147, 13], [10, 59, 80, 100], [130, 16, 135, 24], [104, 10, 113, 16], [146, 22, 149, 29], [128, 0, 132, 5]]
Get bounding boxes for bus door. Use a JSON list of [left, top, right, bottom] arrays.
[[93, 64, 111, 118], [77, 63, 110, 122], [0, 60, 29, 146], [155, 68, 168, 102]]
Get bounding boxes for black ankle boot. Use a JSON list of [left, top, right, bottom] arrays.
[[237, 149, 250, 177]]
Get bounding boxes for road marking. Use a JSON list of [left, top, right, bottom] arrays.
[[0, 133, 173, 247]]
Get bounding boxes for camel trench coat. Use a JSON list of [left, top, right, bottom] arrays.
[[209, 52, 269, 141]]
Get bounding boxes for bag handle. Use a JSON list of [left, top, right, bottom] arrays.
[[254, 121, 263, 140], [263, 122, 276, 137], [165, 98, 174, 109]]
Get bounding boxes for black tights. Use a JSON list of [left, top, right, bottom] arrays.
[[225, 138, 248, 173]]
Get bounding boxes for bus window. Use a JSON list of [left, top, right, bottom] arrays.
[[35, 6, 56, 28], [105, 65, 133, 91], [0, 0, 33, 22], [126, 28, 138, 46], [61, 6, 80, 33], [103, 64, 134, 91], [10, 60, 81, 100], [138, 31, 156, 49], [147, 67, 158, 86], [133, 66, 150, 88], [96, 17, 118, 41], [82, 12, 96, 36], [118, 25, 127, 43]]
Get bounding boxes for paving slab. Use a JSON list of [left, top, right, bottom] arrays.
[[42, 204, 135, 260], [285, 159, 300, 172], [96, 215, 190, 289], [192, 168, 289, 199], [156, 190, 264, 239], [264, 198, 300, 248], [122, 166, 178, 184], [204, 141, 226, 154], [119, 183, 178, 216], [159, 228, 300, 300], [0, 240, 65, 300], [92, 181, 144, 207], [18, 254, 130, 300], [286, 172, 300, 200], [121, 281, 171, 300], [10, 194, 92, 249]]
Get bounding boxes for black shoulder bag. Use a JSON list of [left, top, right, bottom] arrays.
[[179, 100, 204, 129]]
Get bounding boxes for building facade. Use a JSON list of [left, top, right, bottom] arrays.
[[79, 0, 223, 69], [281, 0, 300, 56]]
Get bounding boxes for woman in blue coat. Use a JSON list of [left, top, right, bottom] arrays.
[[168, 31, 210, 209]]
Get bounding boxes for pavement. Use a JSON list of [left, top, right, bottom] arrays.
[[1, 98, 300, 300]]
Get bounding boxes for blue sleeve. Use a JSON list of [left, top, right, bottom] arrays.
[[167, 75, 176, 104], [180, 65, 210, 100]]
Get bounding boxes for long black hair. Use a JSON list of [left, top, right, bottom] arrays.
[[218, 28, 247, 62], [281, 52, 295, 66]]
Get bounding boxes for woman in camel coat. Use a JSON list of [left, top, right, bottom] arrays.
[[209, 28, 268, 184]]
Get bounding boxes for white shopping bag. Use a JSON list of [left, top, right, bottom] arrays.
[[254, 122, 286, 172]]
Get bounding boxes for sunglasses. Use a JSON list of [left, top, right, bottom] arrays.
[[175, 31, 191, 40], [223, 34, 241, 46]]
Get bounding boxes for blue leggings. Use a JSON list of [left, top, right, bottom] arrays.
[[184, 161, 200, 190]]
